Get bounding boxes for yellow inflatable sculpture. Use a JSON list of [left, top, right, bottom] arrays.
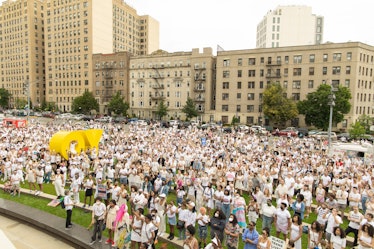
[[49, 129, 103, 160]]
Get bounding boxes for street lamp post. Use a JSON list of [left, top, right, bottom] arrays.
[[328, 84, 338, 150]]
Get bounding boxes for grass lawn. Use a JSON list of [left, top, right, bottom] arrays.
[[0, 181, 354, 249]]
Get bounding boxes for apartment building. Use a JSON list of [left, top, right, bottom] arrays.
[[41, 0, 158, 112], [256, 5, 323, 48], [92, 52, 130, 113], [129, 48, 216, 121], [215, 42, 374, 129], [0, 0, 45, 108]]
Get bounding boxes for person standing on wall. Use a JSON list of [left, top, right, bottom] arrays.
[[64, 189, 74, 230], [89, 196, 107, 245]]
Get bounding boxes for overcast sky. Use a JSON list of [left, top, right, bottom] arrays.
[[125, 0, 374, 54], [1, 0, 373, 54]]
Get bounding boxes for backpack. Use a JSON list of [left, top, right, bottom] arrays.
[[60, 197, 65, 209]]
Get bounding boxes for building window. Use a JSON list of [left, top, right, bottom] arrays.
[[222, 93, 229, 100], [223, 71, 230, 78], [292, 93, 300, 100], [247, 105, 254, 112], [292, 81, 301, 89], [308, 80, 314, 88], [248, 70, 256, 77], [237, 70, 242, 77], [259, 81, 264, 89], [238, 58, 242, 66], [309, 54, 315, 63], [260, 57, 264, 64], [347, 52, 352, 61], [248, 58, 256, 65], [309, 67, 315, 76], [323, 54, 328, 62], [346, 66, 351, 74], [223, 82, 229, 89], [283, 81, 288, 88], [293, 55, 302, 64], [248, 81, 255, 88], [223, 59, 230, 67], [237, 82, 242, 89], [236, 105, 241, 112], [237, 93, 241, 99], [247, 93, 255, 100], [246, 116, 254, 124], [345, 79, 350, 88], [333, 53, 342, 61], [323, 67, 327, 75], [222, 105, 229, 112], [342, 119, 348, 128], [332, 66, 341, 75], [293, 68, 302, 76], [284, 56, 289, 64]]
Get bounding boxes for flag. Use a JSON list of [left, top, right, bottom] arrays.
[[217, 44, 225, 52]]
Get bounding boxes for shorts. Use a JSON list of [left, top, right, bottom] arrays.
[[168, 216, 177, 226], [198, 225, 208, 239]]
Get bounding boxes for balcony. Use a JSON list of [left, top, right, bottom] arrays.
[[266, 61, 282, 66], [194, 77, 206, 81], [152, 75, 164, 79], [194, 97, 205, 102], [151, 96, 165, 100], [152, 84, 164, 89], [193, 87, 205, 92], [265, 73, 281, 78], [104, 74, 113, 79], [194, 65, 206, 70]]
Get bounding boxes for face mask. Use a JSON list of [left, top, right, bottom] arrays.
[[229, 217, 233, 222], [214, 213, 219, 218]]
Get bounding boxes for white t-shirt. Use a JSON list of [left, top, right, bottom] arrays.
[[275, 208, 291, 225], [330, 234, 346, 249]]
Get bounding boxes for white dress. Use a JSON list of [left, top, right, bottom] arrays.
[[130, 216, 143, 242], [290, 223, 301, 249]]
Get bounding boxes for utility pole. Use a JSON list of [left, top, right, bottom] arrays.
[[24, 80, 30, 121], [327, 83, 338, 150]]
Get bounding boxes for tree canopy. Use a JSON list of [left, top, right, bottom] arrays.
[[155, 100, 168, 120], [71, 91, 99, 114], [262, 83, 298, 125], [297, 84, 351, 130], [181, 97, 198, 120], [107, 92, 129, 116], [349, 121, 366, 139], [0, 88, 11, 109]]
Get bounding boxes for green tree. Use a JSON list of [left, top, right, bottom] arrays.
[[349, 121, 366, 139], [297, 84, 351, 130], [263, 83, 298, 125], [107, 92, 129, 116], [181, 97, 198, 120], [357, 114, 373, 133], [231, 116, 240, 126], [71, 91, 99, 114], [155, 100, 168, 120], [15, 98, 27, 109], [0, 88, 11, 108]]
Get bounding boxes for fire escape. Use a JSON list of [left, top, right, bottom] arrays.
[[103, 62, 114, 103], [265, 57, 282, 80], [193, 64, 206, 113], [151, 66, 165, 101]]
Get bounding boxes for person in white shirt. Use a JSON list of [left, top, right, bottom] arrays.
[[166, 201, 178, 240], [274, 202, 291, 241], [10, 170, 21, 197], [330, 227, 346, 249], [63, 189, 74, 230], [325, 208, 343, 242], [336, 185, 348, 214], [141, 214, 156, 247], [196, 207, 210, 248], [348, 186, 361, 208], [89, 197, 107, 245], [345, 205, 363, 246], [261, 199, 276, 231]]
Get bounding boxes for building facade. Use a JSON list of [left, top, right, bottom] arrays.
[[256, 5, 323, 48], [0, 0, 45, 109], [129, 48, 216, 121], [92, 52, 130, 113], [44, 0, 159, 112], [215, 42, 374, 129]]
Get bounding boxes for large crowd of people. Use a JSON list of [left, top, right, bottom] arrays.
[[2, 119, 374, 249]]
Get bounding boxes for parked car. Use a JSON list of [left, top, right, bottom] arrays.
[[297, 128, 309, 137], [310, 131, 337, 141], [222, 127, 232, 133], [95, 116, 112, 122], [159, 121, 170, 128], [273, 128, 298, 137], [250, 125, 262, 133], [113, 116, 127, 124], [237, 124, 250, 133], [337, 132, 351, 142], [136, 119, 148, 126], [82, 115, 95, 121], [357, 134, 374, 143]]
